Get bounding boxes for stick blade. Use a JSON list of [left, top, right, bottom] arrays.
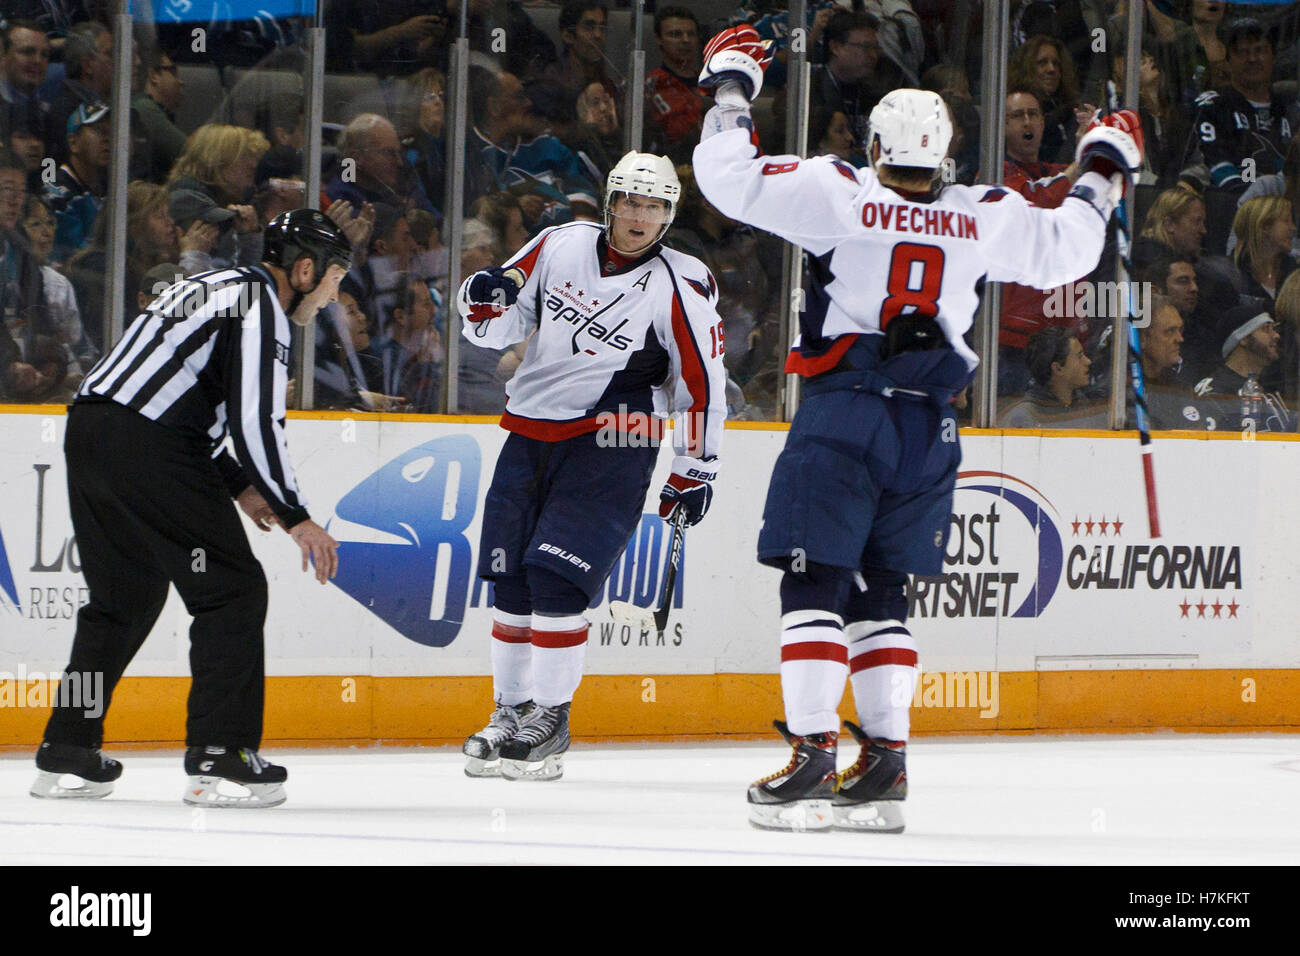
[[609, 601, 657, 633]]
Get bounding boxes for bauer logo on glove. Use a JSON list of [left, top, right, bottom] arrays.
[[659, 455, 718, 527]]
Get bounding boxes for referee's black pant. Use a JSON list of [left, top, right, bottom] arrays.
[[44, 402, 269, 750]]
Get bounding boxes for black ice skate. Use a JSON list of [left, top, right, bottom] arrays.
[[183, 746, 287, 808], [747, 721, 837, 832], [30, 742, 122, 800], [499, 702, 569, 781], [463, 701, 533, 777], [832, 720, 907, 833]]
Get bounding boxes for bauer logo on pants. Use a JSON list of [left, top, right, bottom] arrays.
[[326, 435, 481, 647]]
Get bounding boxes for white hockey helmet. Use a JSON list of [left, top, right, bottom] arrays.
[[605, 151, 680, 248], [867, 89, 953, 170]]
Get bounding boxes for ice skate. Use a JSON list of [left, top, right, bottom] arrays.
[[30, 742, 122, 799], [747, 721, 837, 832], [832, 720, 906, 833], [463, 701, 533, 777], [499, 702, 569, 781], [183, 746, 287, 808]]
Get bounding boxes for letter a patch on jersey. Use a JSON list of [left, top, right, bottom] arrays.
[[632, 271, 652, 292]]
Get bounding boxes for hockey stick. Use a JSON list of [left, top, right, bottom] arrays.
[[1103, 81, 1162, 538], [609, 508, 689, 638]]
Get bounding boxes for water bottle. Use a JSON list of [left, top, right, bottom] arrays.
[[1239, 373, 1263, 433]]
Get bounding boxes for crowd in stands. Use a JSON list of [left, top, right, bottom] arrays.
[[5, 1, 1300, 431], [993, 4, 1300, 434]]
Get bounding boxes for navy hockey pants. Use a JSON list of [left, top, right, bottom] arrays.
[[477, 431, 658, 602], [757, 386, 961, 577]]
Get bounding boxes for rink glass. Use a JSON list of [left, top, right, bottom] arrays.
[[10, 1, 1300, 431]]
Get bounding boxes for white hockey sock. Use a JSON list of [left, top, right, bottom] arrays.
[[530, 613, 588, 708], [779, 610, 848, 736], [846, 619, 919, 743], [491, 610, 533, 706]]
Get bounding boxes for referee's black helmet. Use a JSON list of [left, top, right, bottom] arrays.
[[263, 209, 353, 287]]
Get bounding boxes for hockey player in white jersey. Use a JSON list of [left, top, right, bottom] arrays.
[[693, 26, 1144, 831], [457, 152, 728, 780]]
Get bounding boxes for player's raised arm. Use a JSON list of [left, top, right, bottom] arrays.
[[457, 228, 550, 349], [977, 110, 1144, 290], [692, 26, 861, 254]]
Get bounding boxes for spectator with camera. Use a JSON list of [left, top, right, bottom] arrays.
[[166, 124, 269, 270], [66, 180, 212, 351]]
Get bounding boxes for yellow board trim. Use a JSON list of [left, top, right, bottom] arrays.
[[6, 404, 1300, 441], [1, 670, 1294, 748]]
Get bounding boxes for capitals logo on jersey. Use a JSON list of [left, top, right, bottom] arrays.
[[544, 282, 635, 354], [684, 272, 718, 301]]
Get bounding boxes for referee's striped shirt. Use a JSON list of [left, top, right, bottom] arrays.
[[75, 265, 310, 528]]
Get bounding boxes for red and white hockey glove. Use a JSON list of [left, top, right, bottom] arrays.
[[658, 455, 718, 527], [459, 267, 521, 323], [1075, 109, 1144, 188], [698, 25, 774, 102]]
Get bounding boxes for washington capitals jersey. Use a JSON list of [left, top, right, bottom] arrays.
[[458, 221, 727, 460], [693, 125, 1115, 375]]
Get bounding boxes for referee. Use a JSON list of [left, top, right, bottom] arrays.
[[32, 209, 350, 809]]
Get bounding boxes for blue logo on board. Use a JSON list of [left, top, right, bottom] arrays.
[[326, 435, 480, 647], [0, 521, 19, 614]]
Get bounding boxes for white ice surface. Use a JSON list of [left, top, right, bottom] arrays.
[[2, 735, 1298, 865]]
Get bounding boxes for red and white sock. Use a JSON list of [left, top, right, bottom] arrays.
[[491, 610, 533, 706], [846, 619, 919, 742], [779, 610, 848, 736], [530, 613, 588, 707]]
